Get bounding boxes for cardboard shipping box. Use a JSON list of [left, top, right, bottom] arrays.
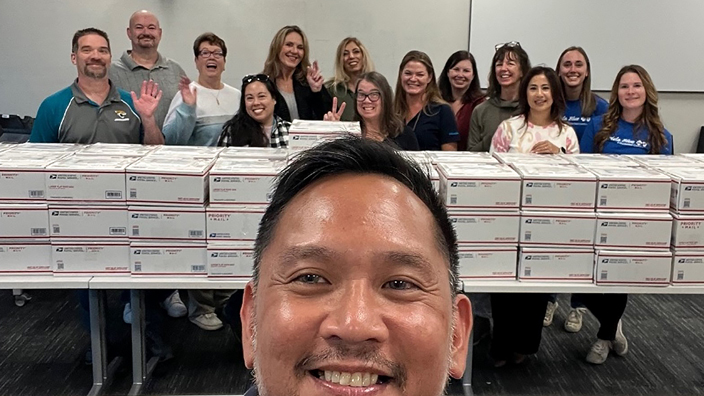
[[209, 159, 284, 204], [0, 154, 63, 203], [206, 205, 266, 241], [49, 205, 127, 239], [595, 212, 672, 250], [52, 240, 130, 276], [662, 167, 704, 214], [519, 211, 596, 247], [0, 240, 52, 275], [595, 250, 672, 286], [457, 245, 518, 281], [589, 167, 671, 212], [437, 163, 521, 209], [449, 210, 519, 245], [126, 156, 215, 205], [0, 204, 49, 239], [128, 206, 206, 241], [518, 248, 594, 282], [671, 214, 704, 250], [207, 242, 255, 278], [514, 165, 597, 211], [671, 251, 704, 285], [45, 156, 135, 203], [130, 242, 207, 276]]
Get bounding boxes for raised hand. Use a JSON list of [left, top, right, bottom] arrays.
[[530, 140, 560, 154], [306, 60, 324, 92], [131, 80, 163, 118], [323, 96, 346, 121], [179, 75, 197, 106]]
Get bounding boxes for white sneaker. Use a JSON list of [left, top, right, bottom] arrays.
[[189, 313, 223, 331], [161, 291, 187, 318], [586, 339, 610, 364], [543, 301, 558, 327], [612, 320, 628, 356], [564, 307, 587, 333], [123, 303, 132, 324]]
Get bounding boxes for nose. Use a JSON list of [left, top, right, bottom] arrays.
[[319, 280, 389, 344]]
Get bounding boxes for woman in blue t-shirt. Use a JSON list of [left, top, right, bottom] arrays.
[[556, 47, 608, 141], [579, 64, 672, 366], [393, 50, 459, 151]]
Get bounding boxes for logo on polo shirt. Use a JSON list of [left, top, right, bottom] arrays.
[[114, 110, 129, 122]]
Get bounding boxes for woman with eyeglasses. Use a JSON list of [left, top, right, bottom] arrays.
[[438, 50, 485, 151], [163, 32, 241, 147], [263, 25, 332, 121], [353, 71, 418, 150], [394, 50, 459, 151], [218, 74, 289, 147], [325, 37, 375, 121], [578, 65, 672, 365], [467, 41, 531, 151]]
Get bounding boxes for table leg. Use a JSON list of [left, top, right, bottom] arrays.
[[129, 289, 158, 396], [87, 289, 121, 396], [463, 328, 474, 396]]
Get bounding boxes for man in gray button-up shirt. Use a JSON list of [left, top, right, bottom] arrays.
[[110, 10, 186, 130]]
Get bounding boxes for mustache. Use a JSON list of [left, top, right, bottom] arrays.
[[295, 345, 407, 389], [138, 34, 155, 40]]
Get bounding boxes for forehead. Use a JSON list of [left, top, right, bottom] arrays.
[[529, 73, 549, 85], [344, 42, 360, 51], [283, 32, 303, 44], [562, 50, 586, 63], [198, 41, 222, 51], [620, 72, 642, 84], [403, 61, 429, 73], [245, 81, 269, 95], [357, 79, 379, 91], [131, 13, 159, 27], [453, 59, 473, 69], [78, 34, 109, 48]]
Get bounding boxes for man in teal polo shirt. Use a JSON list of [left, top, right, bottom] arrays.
[[30, 27, 163, 144]]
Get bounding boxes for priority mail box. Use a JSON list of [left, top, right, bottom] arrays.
[[288, 120, 361, 148], [681, 153, 704, 163], [209, 159, 284, 204], [149, 145, 224, 159], [449, 210, 519, 245], [565, 154, 639, 168], [429, 151, 498, 164], [493, 153, 571, 165], [402, 151, 432, 165], [663, 167, 704, 214], [206, 205, 266, 241], [49, 205, 128, 239], [520, 211, 596, 247], [671, 251, 704, 285], [596, 212, 672, 250], [207, 242, 255, 278], [219, 147, 288, 161], [130, 242, 207, 276], [514, 165, 597, 211], [9, 143, 78, 153], [128, 206, 206, 241], [626, 154, 700, 168], [76, 143, 155, 157], [590, 167, 671, 212], [457, 245, 518, 280], [0, 155, 62, 202], [126, 156, 215, 205], [595, 250, 672, 286], [671, 214, 704, 250], [45, 156, 135, 203], [0, 241, 52, 275], [52, 240, 130, 276], [0, 204, 49, 239], [518, 248, 594, 282], [437, 163, 521, 209]]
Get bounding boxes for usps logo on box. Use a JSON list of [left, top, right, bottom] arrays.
[[55, 247, 63, 252], [129, 176, 137, 181], [213, 177, 221, 182], [525, 255, 532, 260], [131, 214, 139, 218], [526, 183, 533, 187], [209, 233, 217, 238], [51, 211, 59, 216], [134, 250, 141, 255], [49, 174, 58, 179], [601, 222, 608, 226], [679, 259, 686, 263], [451, 182, 458, 187], [293, 136, 300, 140], [525, 219, 533, 224], [685, 186, 693, 191], [211, 253, 219, 257], [601, 184, 608, 188], [602, 259, 609, 263]]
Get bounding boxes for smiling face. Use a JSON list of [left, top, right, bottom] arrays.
[[447, 59, 474, 92], [343, 42, 364, 74], [618, 72, 646, 113], [241, 173, 470, 396], [195, 42, 225, 81], [245, 81, 276, 125], [401, 61, 431, 97], [527, 73, 553, 113], [72, 33, 111, 80], [127, 12, 162, 50], [356, 79, 382, 123], [279, 32, 304, 71], [494, 52, 522, 89], [558, 50, 588, 89]]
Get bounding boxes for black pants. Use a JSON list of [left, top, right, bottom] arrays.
[[490, 293, 549, 360], [577, 293, 628, 341]]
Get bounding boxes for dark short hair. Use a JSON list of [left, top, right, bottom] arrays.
[[486, 44, 531, 99], [252, 137, 460, 296], [72, 28, 110, 53], [193, 32, 227, 58]]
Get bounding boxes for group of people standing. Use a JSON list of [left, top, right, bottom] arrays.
[[28, 9, 674, 367]]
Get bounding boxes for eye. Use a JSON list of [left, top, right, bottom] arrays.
[[384, 280, 418, 291], [295, 273, 328, 284]]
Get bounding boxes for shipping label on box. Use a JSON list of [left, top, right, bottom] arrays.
[[449, 211, 519, 244], [0, 241, 52, 275], [518, 248, 594, 282], [130, 242, 207, 276], [45, 156, 134, 203], [207, 242, 254, 278], [0, 204, 49, 239], [520, 211, 596, 247], [663, 168, 704, 214], [437, 164, 521, 209], [209, 159, 283, 204], [515, 165, 596, 210], [457, 245, 517, 280], [591, 167, 671, 212], [49, 205, 127, 239], [671, 214, 704, 249], [595, 250, 672, 286], [671, 251, 704, 285], [126, 157, 214, 205], [595, 212, 672, 250], [206, 205, 266, 241], [0, 155, 62, 202], [128, 206, 206, 241], [52, 240, 130, 276]]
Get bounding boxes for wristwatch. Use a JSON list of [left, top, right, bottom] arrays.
[[560, 147, 566, 154]]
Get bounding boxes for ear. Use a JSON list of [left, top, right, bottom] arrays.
[[126, 27, 132, 39], [240, 281, 257, 369], [448, 294, 473, 379], [71, 52, 77, 66]]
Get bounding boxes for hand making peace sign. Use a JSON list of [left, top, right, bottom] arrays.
[[323, 96, 347, 121], [306, 60, 324, 92]]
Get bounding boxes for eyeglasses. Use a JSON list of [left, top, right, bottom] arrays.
[[242, 74, 270, 85], [355, 91, 381, 102], [495, 41, 521, 51], [199, 49, 224, 59]]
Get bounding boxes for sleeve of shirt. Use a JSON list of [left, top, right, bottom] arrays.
[[29, 97, 60, 143], [579, 118, 598, 153], [564, 125, 581, 154], [664, 130, 674, 155], [162, 91, 196, 145], [489, 120, 511, 154], [438, 104, 460, 144], [594, 96, 609, 116]]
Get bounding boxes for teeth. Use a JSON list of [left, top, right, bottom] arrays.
[[321, 371, 382, 387]]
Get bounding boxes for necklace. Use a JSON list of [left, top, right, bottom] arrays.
[[409, 111, 421, 131]]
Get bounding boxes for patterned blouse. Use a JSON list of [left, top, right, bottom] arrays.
[[489, 115, 579, 154]]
